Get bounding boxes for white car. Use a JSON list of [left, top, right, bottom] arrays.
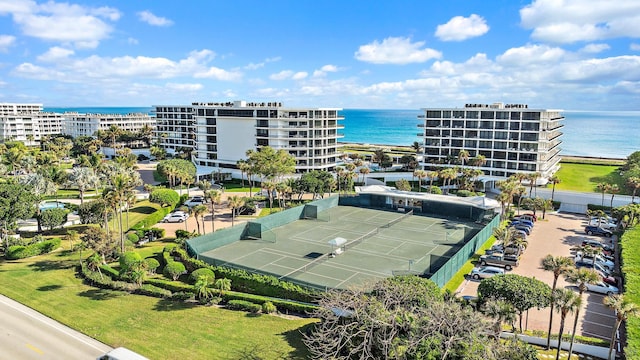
[[575, 252, 615, 271], [589, 219, 617, 230], [184, 197, 205, 208], [470, 266, 505, 280], [162, 211, 189, 223], [585, 282, 619, 295]]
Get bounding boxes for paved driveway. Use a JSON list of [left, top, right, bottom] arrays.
[[456, 212, 616, 340]]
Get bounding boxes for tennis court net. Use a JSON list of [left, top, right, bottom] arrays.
[[278, 253, 329, 280], [381, 209, 414, 229], [344, 228, 379, 250]]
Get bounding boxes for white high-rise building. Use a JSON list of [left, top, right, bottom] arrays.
[[0, 103, 64, 145], [62, 112, 155, 138], [154, 101, 344, 174], [419, 102, 563, 181]]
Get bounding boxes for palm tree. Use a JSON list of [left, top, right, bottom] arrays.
[[607, 184, 619, 211], [549, 175, 561, 202], [483, 299, 517, 338], [527, 172, 540, 197], [20, 173, 57, 233], [411, 141, 421, 154], [194, 274, 215, 304], [228, 196, 245, 226], [597, 182, 608, 207], [237, 159, 249, 188], [86, 252, 104, 279], [206, 190, 222, 233], [358, 166, 370, 185], [103, 172, 140, 252], [457, 149, 470, 168], [564, 268, 601, 358], [214, 278, 232, 296], [552, 288, 582, 360], [627, 176, 640, 203], [66, 167, 100, 205], [137, 124, 154, 147], [541, 255, 576, 349], [413, 169, 427, 192], [604, 294, 640, 360], [192, 204, 208, 234], [262, 180, 277, 212], [103, 125, 122, 159]]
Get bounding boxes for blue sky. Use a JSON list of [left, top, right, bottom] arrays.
[[0, 0, 639, 109]]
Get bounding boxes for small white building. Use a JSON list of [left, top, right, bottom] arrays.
[[0, 103, 64, 145], [62, 112, 155, 138]]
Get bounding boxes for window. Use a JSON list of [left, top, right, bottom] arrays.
[[197, 109, 205, 116], [426, 110, 442, 118], [481, 111, 494, 119], [218, 109, 254, 117], [522, 112, 540, 121], [466, 111, 479, 119]]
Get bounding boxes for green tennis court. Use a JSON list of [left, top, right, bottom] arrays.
[[199, 205, 482, 290]]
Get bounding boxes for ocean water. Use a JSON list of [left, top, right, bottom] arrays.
[[45, 107, 640, 159]]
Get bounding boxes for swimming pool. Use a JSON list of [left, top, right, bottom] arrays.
[[39, 201, 66, 211]]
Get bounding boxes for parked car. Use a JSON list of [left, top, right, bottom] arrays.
[[478, 253, 519, 270], [589, 219, 617, 230], [575, 252, 615, 271], [513, 214, 536, 223], [162, 211, 189, 223], [581, 239, 613, 253], [512, 218, 534, 228], [585, 281, 619, 295], [184, 197, 205, 208], [470, 266, 505, 280], [510, 224, 531, 235], [486, 243, 523, 257], [522, 213, 538, 221], [585, 226, 613, 237], [574, 259, 612, 277]]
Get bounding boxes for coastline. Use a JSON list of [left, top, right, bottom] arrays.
[[339, 141, 626, 162]]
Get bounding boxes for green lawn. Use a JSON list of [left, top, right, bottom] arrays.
[[108, 200, 162, 232], [0, 241, 313, 359], [555, 163, 625, 193]]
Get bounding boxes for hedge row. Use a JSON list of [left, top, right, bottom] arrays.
[[129, 204, 174, 233], [227, 300, 261, 313], [172, 247, 319, 303], [5, 238, 61, 259], [620, 225, 640, 359]]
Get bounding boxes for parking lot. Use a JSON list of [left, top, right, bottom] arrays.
[[456, 212, 616, 340]]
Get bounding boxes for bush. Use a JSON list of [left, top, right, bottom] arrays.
[[119, 251, 142, 269], [148, 227, 166, 239], [171, 291, 194, 301], [221, 291, 317, 314], [262, 301, 277, 314], [39, 208, 69, 230], [175, 229, 197, 241], [149, 188, 180, 208], [145, 258, 160, 273], [130, 207, 173, 232], [227, 300, 261, 313], [455, 190, 475, 197], [427, 186, 442, 194], [145, 278, 194, 293], [189, 268, 215, 283], [163, 261, 186, 281], [126, 233, 139, 244], [135, 284, 171, 298], [5, 238, 62, 259], [77, 199, 109, 225]]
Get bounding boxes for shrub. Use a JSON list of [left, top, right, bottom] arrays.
[[100, 264, 120, 279], [149, 188, 180, 208], [136, 284, 171, 298], [5, 238, 61, 259], [126, 233, 139, 244], [455, 190, 474, 197], [119, 251, 142, 269], [171, 291, 194, 301], [262, 301, 277, 314], [77, 200, 109, 225], [145, 258, 160, 274], [148, 227, 166, 239], [130, 208, 173, 232], [163, 261, 186, 281], [427, 186, 443, 194], [189, 268, 215, 284], [221, 291, 317, 314], [145, 278, 194, 293], [39, 208, 69, 230], [175, 229, 197, 241], [227, 300, 261, 313]]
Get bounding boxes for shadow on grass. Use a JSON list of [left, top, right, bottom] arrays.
[[130, 206, 157, 215], [28, 259, 75, 272], [37, 284, 63, 291], [77, 288, 125, 301], [152, 298, 195, 312], [282, 322, 313, 360]]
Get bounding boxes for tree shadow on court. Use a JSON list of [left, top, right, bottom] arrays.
[[77, 288, 125, 301], [37, 284, 62, 291]]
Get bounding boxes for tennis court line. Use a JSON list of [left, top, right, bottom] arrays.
[[320, 259, 390, 277], [334, 271, 386, 289]]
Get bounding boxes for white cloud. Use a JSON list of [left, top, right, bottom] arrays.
[[631, 43, 640, 51], [435, 14, 489, 41], [37, 46, 74, 62], [166, 83, 203, 91], [127, 37, 139, 45], [0, 0, 120, 48], [497, 44, 565, 66], [355, 37, 441, 64], [313, 64, 340, 77], [14, 49, 241, 82], [521, 0, 640, 43], [0, 34, 15, 51], [580, 43, 610, 53], [137, 10, 173, 27], [244, 56, 281, 70], [270, 70, 293, 80], [292, 71, 308, 80]]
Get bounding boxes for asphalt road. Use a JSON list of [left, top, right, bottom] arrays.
[[0, 294, 112, 359]]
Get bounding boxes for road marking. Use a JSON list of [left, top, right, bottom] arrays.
[[586, 309, 616, 319], [0, 295, 110, 353], [26, 343, 44, 355]]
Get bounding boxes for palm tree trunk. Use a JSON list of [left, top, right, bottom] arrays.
[[556, 318, 565, 360], [567, 305, 582, 358], [210, 205, 215, 233], [118, 207, 125, 253], [547, 302, 556, 350]]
